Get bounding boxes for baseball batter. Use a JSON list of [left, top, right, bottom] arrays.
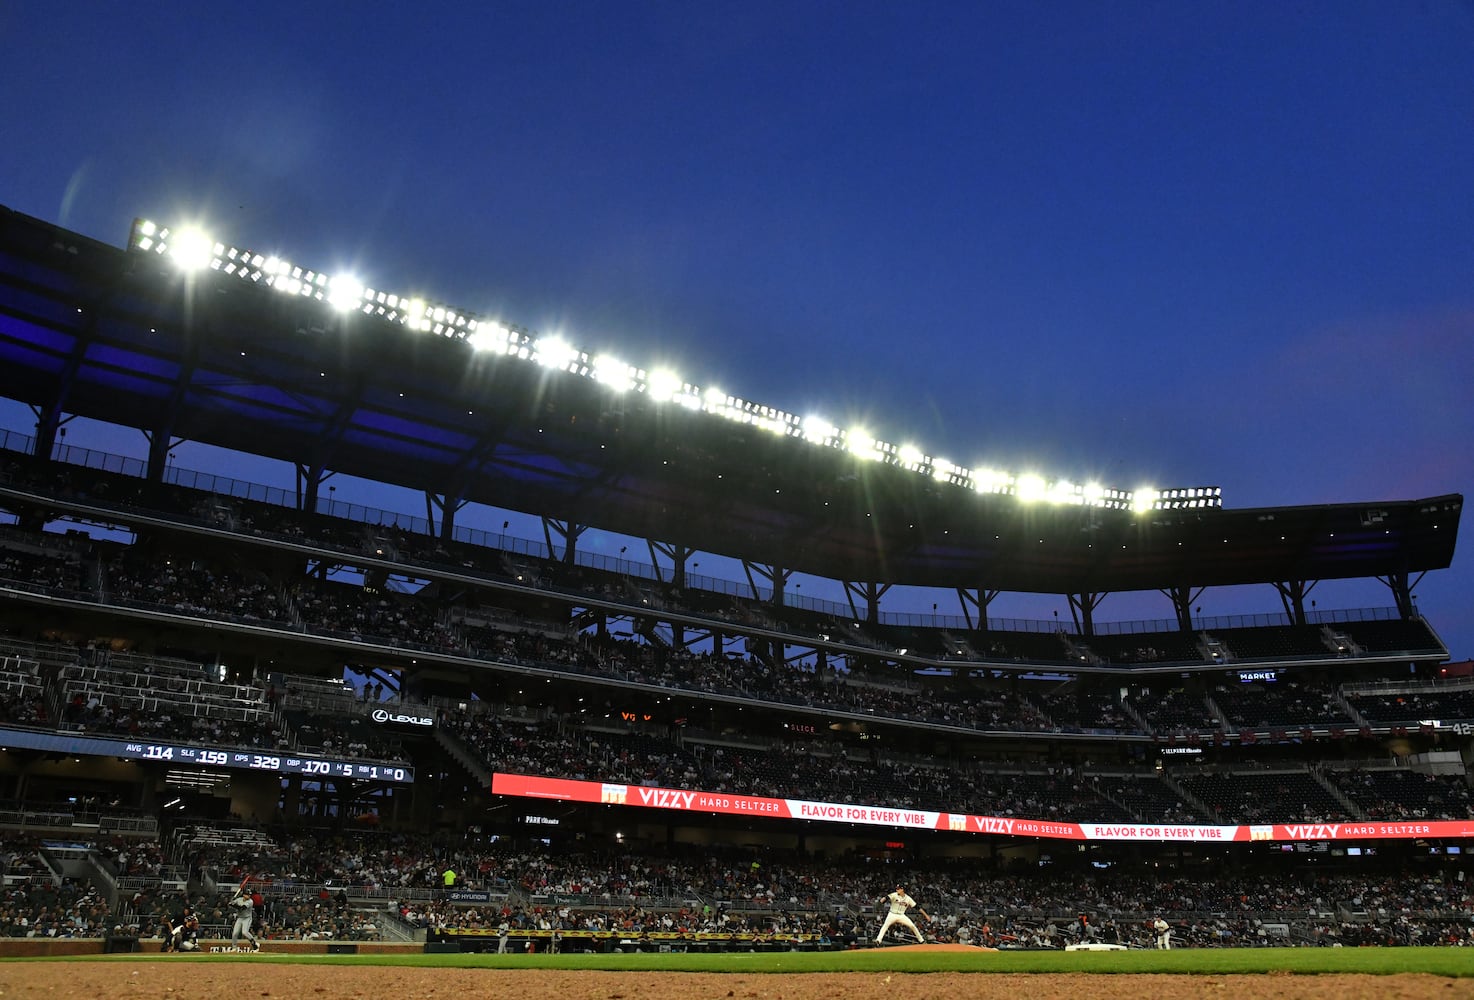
[[229, 881, 262, 952]]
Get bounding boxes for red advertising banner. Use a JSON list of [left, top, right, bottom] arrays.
[[491, 772, 1474, 843]]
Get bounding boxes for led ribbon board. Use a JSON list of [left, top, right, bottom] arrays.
[[492, 772, 1469, 843]]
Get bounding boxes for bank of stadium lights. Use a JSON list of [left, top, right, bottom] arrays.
[[1015, 473, 1047, 503], [532, 336, 582, 374], [128, 216, 1223, 514], [845, 427, 878, 461], [896, 444, 927, 474], [466, 321, 510, 354], [591, 355, 637, 393], [802, 416, 841, 448], [647, 369, 702, 410]]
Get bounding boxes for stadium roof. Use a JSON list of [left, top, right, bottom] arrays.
[[0, 205, 1461, 595]]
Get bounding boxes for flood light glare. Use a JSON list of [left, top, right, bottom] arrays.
[[1016, 473, 1047, 503], [467, 323, 509, 353], [327, 274, 364, 312], [593, 354, 635, 392], [646, 368, 683, 402], [970, 467, 1008, 494], [128, 215, 1227, 514], [803, 415, 838, 445], [534, 336, 577, 371], [169, 227, 215, 272], [1051, 479, 1082, 504], [846, 427, 877, 460]]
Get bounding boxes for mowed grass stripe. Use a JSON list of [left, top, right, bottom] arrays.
[[32, 948, 1474, 976]]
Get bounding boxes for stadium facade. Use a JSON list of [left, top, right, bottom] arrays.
[[0, 204, 1468, 947]]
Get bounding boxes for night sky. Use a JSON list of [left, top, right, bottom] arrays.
[[2, 3, 1470, 656]]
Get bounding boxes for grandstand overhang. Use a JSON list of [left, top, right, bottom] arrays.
[[0, 206, 1461, 594]]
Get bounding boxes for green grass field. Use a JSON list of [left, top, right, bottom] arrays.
[[25, 948, 1474, 977]]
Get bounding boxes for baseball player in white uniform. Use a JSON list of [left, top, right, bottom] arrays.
[[1153, 917, 1172, 950], [875, 884, 929, 944], [229, 882, 261, 952]]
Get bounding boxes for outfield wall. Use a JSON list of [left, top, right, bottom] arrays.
[[0, 938, 422, 958]]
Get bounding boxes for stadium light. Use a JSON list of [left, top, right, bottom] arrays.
[[645, 368, 683, 402], [124, 215, 1226, 514], [592, 354, 636, 392], [754, 408, 790, 435], [802, 415, 838, 446], [326, 274, 364, 312], [1016, 474, 1047, 503], [702, 386, 730, 418], [845, 427, 878, 461], [466, 321, 510, 354], [169, 227, 215, 272], [533, 336, 579, 373], [972, 467, 1012, 495], [1050, 479, 1082, 505]]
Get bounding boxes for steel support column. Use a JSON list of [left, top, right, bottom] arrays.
[[425, 492, 468, 541], [647, 541, 695, 588], [1161, 585, 1206, 632], [955, 588, 1000, 632], [144, 429, 187, 486], [543, 518, 586, 565], [741, 562, 792, 607], [1274, 580, 1317, 625], [295, 464, 336, 514], [1067, 592, 1108, 636], [1376, 570, 1424, 621], [842, 581, 890, 625]]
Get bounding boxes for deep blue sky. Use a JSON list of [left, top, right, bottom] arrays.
[[2, 3, 1471, 655]]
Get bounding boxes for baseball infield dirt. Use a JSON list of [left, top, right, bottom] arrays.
[[3, 964, 1472, 999]]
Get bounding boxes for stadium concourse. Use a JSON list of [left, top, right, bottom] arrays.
[[0, 207, 1469, 954]]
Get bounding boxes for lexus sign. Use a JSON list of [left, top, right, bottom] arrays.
[[370, 708, 435, 728]]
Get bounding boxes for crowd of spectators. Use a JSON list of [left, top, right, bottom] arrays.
[[0, 497, 1468, 753], [8, 526, 1469, 750], [0, 447, 1454, 681], [286, 713, 407, 763], [5, 821, 1474, 948], [442, 705, 1474, 827], [95, 836, 165, 880], [106, 550, 286, 624], [3, 452, 1474, 950], [3, 616, 1472, 832], [293, 582, 462, 652], [0, 882, 113, 938]]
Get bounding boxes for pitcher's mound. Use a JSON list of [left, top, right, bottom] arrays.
[[880, 943, 999, 952]]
